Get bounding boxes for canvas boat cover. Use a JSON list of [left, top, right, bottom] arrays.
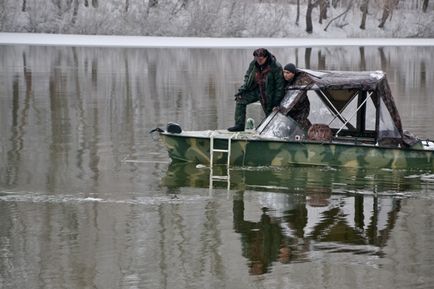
[[260, 69, 416, 147]]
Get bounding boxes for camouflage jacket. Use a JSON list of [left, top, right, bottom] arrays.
[[237, 55, 285, 111]]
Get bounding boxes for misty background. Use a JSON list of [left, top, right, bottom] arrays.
[[1, 0, 434, 38]]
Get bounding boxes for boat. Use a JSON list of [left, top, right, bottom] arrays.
[[157, 69, 434, 170]]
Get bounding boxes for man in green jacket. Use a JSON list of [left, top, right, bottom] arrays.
[[228, 48, 285, 132]]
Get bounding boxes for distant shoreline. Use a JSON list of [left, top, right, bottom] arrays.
[[1, 32, 434, 48]]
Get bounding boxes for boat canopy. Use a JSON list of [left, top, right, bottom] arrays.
[[259, 69, 416, 147]]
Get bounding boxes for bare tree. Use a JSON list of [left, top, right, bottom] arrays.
[[318, 0, 328, 24], [379, 0, 399, 28], [149, 0, 158, 8], [306, 0, 316, 33], [324, 0, 352, 31], [296, 0, 300, 26], [72, 0, 79, 24], [423, 0, 429, 12], [0, 0, 6, 28], [360, 0, 369, 30], [171, 0, 189, 15], [52, 0, 61, 10], [146, 0, 158, 16], [306, 0, 328, 32], [332, 0, 339, 8]]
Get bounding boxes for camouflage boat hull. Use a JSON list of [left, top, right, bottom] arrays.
[[160, 130, 434, 171]]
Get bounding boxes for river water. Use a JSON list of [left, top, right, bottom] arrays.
[[1, 44, 434, 289]]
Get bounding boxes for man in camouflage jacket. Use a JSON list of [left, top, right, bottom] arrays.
[[282, 63, 312, 131], [228, 48, 285, 132]]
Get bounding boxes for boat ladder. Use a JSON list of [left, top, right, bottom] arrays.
[[209, 132, 234, 191]]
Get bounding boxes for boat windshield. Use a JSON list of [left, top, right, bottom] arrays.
[[257, 112, 305, 140]]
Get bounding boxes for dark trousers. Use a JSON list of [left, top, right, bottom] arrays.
[[234, 90, 269, 127]]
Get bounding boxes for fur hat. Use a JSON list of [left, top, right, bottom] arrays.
[[253, 48, 270, 58]]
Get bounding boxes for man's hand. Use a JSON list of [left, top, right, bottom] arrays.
[[234, 92, 243, 101]]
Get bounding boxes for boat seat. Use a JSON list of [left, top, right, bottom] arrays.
[[307, 124, 332, 141]]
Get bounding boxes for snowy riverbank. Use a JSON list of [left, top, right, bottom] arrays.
[[1, 32, 434, 48]]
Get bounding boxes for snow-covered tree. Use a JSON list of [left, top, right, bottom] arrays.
[[0, 0, 433, 37]]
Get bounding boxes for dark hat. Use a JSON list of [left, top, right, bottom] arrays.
[[284, 63, 296, 74], [253, 48, 270, 58]]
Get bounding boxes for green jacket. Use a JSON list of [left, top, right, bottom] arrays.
[[238, 55, 285, 112]]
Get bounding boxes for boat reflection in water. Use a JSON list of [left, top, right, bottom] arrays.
[[161, 163, 425, 275]]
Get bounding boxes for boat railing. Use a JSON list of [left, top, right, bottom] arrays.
[[331, 135, 376, 146]]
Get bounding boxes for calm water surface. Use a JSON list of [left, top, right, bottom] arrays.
[[1, 45, 434, 289]]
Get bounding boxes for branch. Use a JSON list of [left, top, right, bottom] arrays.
[[323, 2, 352, 31]]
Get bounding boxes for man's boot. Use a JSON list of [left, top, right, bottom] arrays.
[[227, 125, 244, 132], [228, 102, 246, 132]]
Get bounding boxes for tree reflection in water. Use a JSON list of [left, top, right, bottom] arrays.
[[163, 163, 406, 275], [232, 190, 400, 275]]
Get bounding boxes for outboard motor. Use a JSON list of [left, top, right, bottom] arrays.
[[167, 122, 182, 134]]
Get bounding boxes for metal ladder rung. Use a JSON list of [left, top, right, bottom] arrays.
[[213, 149, 229, 153], [211, 176, 229, 180]]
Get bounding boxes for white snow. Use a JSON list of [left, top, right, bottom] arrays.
[[1, 32, 434, 48]]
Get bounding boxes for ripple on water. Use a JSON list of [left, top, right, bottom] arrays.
[[0, 190, 212, 206]]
